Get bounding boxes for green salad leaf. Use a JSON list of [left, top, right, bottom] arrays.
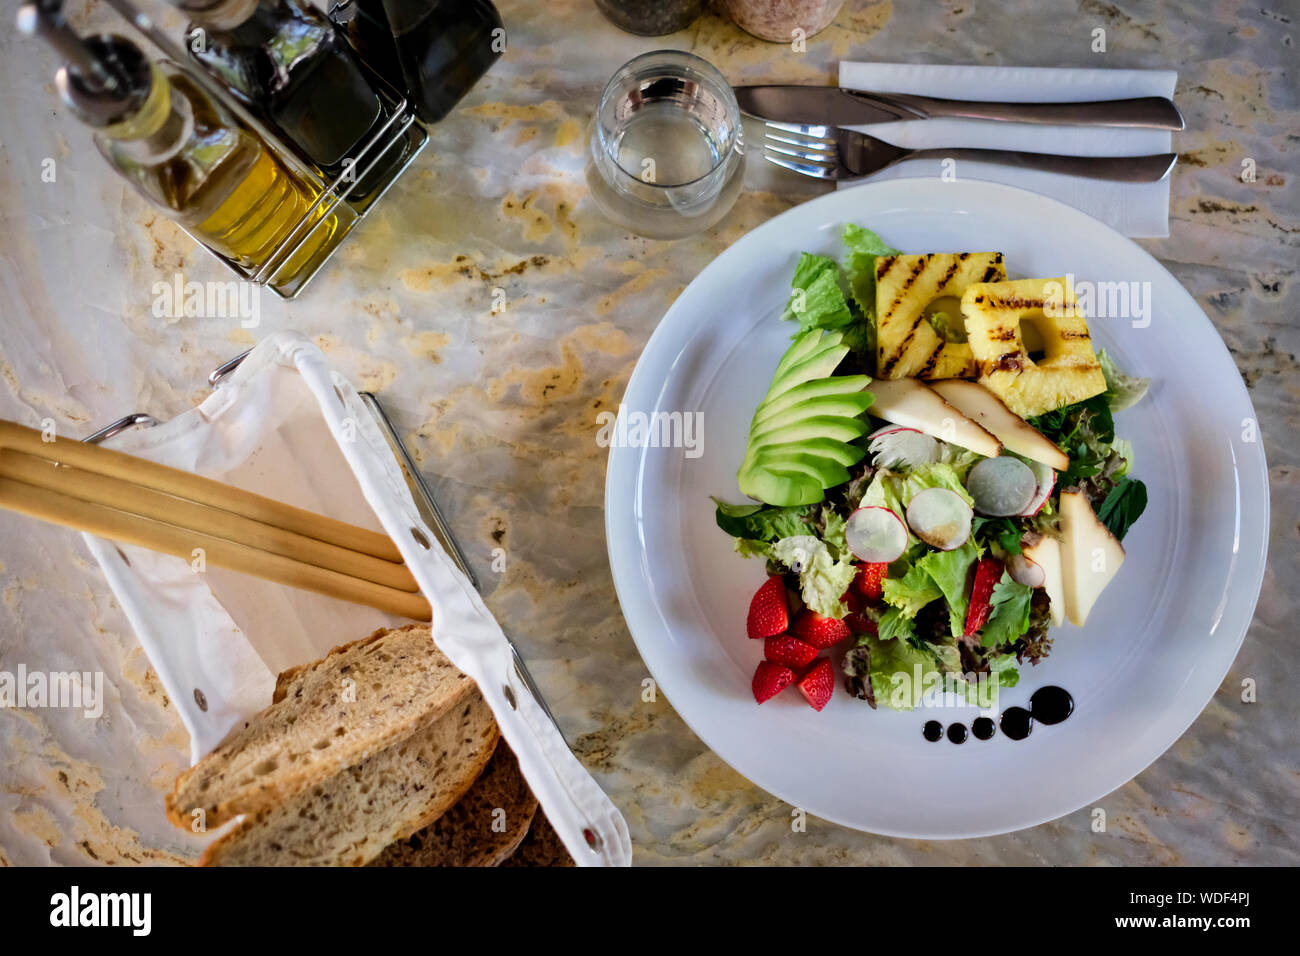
[[1098, 349, 1151, 412], [916, 539, 982, 637], [841, 224, 901, 370], [874, 606, 916, 643], [781, 253, 853, 330], [1096, 476, 1148, 540], [979, 572, 1035, 649], [882, 564, 942, 617], [899, 461, 975, 507], [771, 535, 856, 619], [713, 499, 812, 543], [859, 632, 946, 710]]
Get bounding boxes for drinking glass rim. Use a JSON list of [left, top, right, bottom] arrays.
[[594, 49, 741, 191]]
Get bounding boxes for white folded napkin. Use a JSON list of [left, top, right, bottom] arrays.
[[837, 62, 1178, 237]]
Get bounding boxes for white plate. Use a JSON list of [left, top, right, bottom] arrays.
[[605, 179, 1269, 839]]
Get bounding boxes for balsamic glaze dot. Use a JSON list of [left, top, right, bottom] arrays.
[[1029, 686, 1074, 725], [947, 723, 968, 744], [922, 720, 944, 742], [1000, 706, 1033, 741], [971, 716, 996, 740]]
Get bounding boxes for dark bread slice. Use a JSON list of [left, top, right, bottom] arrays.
[[368, 739, 538, 867], [199, 688, 499, 866], [499, 811, 577, 868], [167, 624, 473, 829]]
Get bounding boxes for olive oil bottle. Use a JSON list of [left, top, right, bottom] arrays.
[[19, 3, 344, 293]]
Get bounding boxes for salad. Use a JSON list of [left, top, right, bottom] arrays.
[[715, 224, 1150, 713]]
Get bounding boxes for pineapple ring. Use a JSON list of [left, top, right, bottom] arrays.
[[875, 252, 1006, 380], [960, 276, 1108, 419]]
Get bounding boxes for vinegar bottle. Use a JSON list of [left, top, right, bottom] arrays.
[[171, 0, 413, 208], [330, 0, 503, 125]]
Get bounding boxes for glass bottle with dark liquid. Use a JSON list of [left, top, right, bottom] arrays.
[[330, 0, 503, 125], [172, 0, 416, 209]]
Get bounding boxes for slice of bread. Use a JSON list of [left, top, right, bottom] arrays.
[[368, 739, 539, 867], [499, 812, 577, 868], [199, 688, 499, 866], [167, 623, 473, 829]]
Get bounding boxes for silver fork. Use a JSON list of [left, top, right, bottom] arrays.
[[763, 122, 1177, 184]]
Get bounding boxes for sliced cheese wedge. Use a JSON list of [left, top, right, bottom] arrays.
[[929, 379, 1070, 471], [1022, 535, 1066, 627], [867, 377, 1001, 459], [1058, 490, 1125, 626]]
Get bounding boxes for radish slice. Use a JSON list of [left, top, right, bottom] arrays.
[[965, 457, 1037, 517], [1007, 552, 1046, 588], [844, 506, 908, 563], [905, 487, 973, 551], [867, 426, 941, 469], [1018, 459, 1057, 516]]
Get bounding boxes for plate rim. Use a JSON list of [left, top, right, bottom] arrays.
[[604, 176, 1271, 839]]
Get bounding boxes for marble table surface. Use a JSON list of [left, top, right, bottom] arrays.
[[0, 0, 1295, 865]]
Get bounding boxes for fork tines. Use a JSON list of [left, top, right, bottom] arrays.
[[762, 122, 839, 180]]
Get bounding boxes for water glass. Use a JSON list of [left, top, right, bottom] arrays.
[[585, 50, 744, 240]]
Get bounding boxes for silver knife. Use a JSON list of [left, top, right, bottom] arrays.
[[734, 85, 1185, 130]]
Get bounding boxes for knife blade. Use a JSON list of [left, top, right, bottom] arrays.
[[735, 86, 917, 126], [734, 85, 1185, 130]]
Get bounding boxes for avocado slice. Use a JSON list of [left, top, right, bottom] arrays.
[[737, 466, 824, 507], [751, 374, 871, 427], [767, 344, 851, 396], [750, 391, 874, 435], [751, 437, 865, 468], [748, 415, 869, 449], [749, 450, 851, 488], [772, 329, 842, 380]]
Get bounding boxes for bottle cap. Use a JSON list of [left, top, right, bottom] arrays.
[[16, 2, 154, 128]]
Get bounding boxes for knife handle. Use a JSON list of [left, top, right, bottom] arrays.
[[861, 91, 1185, 130], [905, 147, 1177, 183]]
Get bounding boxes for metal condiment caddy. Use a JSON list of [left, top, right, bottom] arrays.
[[91, 0, 428, 299]]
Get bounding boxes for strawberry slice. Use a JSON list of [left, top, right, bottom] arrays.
[[791, 609, 852, 649], [854, 562, 888, 602], [764, 634, 819, 669], [844, 611, 878, 637], [746, 576, 789, 640], [796, 658, 835, 711], [963, 557, 1004, 638], [752, 660, 796, 704]]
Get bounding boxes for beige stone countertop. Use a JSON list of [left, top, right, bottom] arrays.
[[0, 0, 1295, 865]]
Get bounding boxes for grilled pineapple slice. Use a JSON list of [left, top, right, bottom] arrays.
[[960, 276, 1107, 418], [876, 252, 1006, 380]]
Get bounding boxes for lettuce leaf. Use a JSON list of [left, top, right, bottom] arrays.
[[874, 606, 916, 643], [979, 572, 1035, 649], [899, 462, 975, 507], [1098, 349, 1151, 412], [713, 499, 812, 543], [916, 539, 982, 637], [771, 536, 856, 619], [781, 253, 853, 331], [882, 564, 941, 617], [861, 633, 946, 710], [841, 224, 900, 371]]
